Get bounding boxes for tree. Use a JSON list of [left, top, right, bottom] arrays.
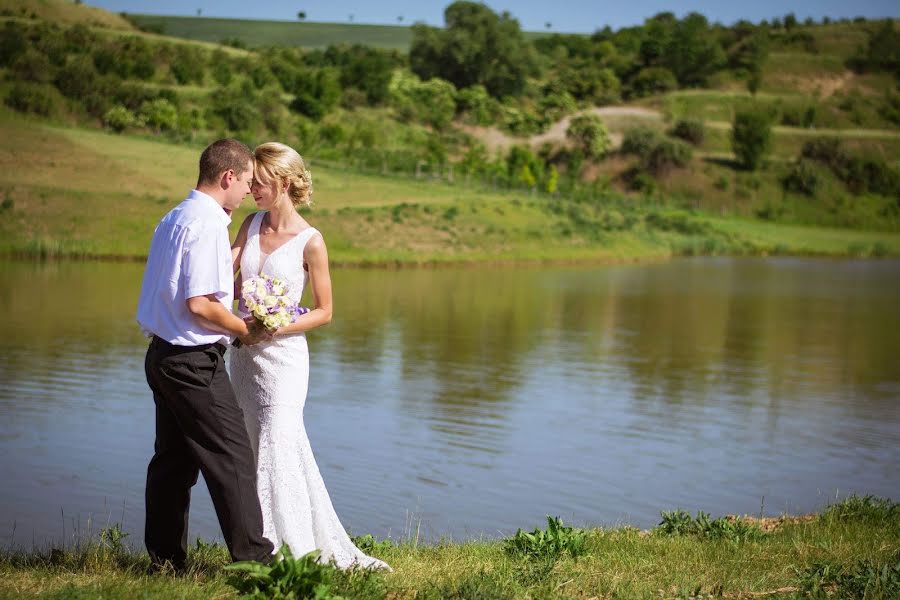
[[731, 108, 772, 170], [663, 12, 726, 86], [409, 1, 535, 98], [566, 114, 612, 159], [297, 11, 306, 21], [289, 68, 340, 119], [783, 13, 797, 31]]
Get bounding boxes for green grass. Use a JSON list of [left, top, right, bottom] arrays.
[[127, 14, 415, 51], [2, 112, 899, 264], [2, 496, 897, 599], [126, 13, 559, 51]]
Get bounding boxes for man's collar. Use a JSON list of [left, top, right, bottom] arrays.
[[187, 189, 232, 225]]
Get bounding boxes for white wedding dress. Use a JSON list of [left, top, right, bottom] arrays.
[[229, 211, 389, 570]]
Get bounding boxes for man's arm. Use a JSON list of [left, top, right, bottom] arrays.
[[186, 294, 249, 336]]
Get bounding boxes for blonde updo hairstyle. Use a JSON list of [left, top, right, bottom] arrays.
[[253, 142, 313, 208]]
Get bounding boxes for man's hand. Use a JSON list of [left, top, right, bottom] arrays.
[[238, 317, 271, 346]]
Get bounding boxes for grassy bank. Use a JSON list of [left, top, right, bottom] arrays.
[[2, 114, 899, 265], [1, 496, 897, 599]]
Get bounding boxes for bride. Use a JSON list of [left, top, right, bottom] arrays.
[[229, 142, 389, 570]]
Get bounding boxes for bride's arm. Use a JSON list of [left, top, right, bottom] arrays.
[[272, 234, 333, 336]]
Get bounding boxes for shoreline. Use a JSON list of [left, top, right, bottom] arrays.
[[2, 495, 897, 599], [2, 247, 898, 268]]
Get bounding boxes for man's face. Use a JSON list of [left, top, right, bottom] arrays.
[[224, 160, 254, 212]]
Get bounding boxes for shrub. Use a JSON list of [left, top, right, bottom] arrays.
[[170, 45, 206, 85], [317, 123, 345, 147], [0, 20, 27, 67], [211, 50, 233, 86], [4, 82, 63, 116], [655, 510, 764, 542], [630, 66, 678, 97], [11, 49, 55, 83], [731, 108, 772, 170], [671, 119, 705, 146], [645, 137, 692, 175], [566, 113, 612, 159], [289, 68, 340, 120], [139, 98, 178, 132], [103, 105, 138, 132], [782, 158, 820, 195], [225, 545, 341, 600], [621, 127, 692, 175], [779, 100, 817, 127], [504, 516, 588, 561], [456, 84, 498, 125], [506, 145, 544, 187], [802, 139, 900, 196], [208, 89, 260, 133], [801, 137, 847, 169], [621, 126, 660, 157], [55, 55, 100, 100]]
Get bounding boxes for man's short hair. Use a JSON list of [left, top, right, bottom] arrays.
[[198, 139, 253, 186]]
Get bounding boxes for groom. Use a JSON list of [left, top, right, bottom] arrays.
[[136, 139, 273, 571]]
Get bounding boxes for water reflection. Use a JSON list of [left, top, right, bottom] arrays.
[[1, 257, 898, 548]]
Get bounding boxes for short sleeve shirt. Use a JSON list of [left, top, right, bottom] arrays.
[[136, 190, 234, 346]]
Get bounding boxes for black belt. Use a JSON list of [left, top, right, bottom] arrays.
[[152, 336, 228, 355]]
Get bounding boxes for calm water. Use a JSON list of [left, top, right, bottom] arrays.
[[1, 257, 898, 549]]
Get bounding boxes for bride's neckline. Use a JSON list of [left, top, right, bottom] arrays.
[[256, 211, 313, 269]]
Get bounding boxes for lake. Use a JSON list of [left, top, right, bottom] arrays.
[[1, 257, 898, 549]]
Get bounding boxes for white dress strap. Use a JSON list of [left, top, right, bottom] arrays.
[[295, 227, 320, 257]]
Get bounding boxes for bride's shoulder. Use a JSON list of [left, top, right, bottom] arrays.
[[302, 228, 326, 253]]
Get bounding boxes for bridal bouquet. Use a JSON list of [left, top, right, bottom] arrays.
[[241, 274, 309, 333]]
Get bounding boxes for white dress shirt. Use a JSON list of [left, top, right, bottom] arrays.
[[136, 189, 234, 346]]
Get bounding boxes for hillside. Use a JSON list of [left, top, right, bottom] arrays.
[[0, 0, 133, 29], [2, 109, 898, 263], [1, 1, 898, 258], [127, 14, 414, 51]]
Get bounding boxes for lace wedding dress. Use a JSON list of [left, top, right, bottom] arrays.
[[229, 211, 389, 570]]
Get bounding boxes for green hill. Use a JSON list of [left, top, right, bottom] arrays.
[[127, 14, 415, 50]]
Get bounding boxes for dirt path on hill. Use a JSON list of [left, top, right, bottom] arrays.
[[461, 106, 664, 154]]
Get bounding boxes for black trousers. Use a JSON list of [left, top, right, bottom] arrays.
[[144, 336, 274, 568]]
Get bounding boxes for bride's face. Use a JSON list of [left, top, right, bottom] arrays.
[[250, 175, 284, 210]]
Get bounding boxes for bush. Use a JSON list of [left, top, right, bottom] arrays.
[[170, 45, 206, 85], [208, 89, 260, 133], [0, 21, 27, 67], [671, 119, 705, 146], [645, 137, 692, 175], [55, 55, 100, 100], [289, 68, 340, 120], [4, 82, 63, 116], [211, 49, 233, 86], [388, 70, 456, 130], [139, 98, 178, 132], [779, 101, 817, 127], [802, 138, 900, 197], [782, 159, 820, 196], [566, 113, 612, 159], [11, 49, 55, 83], [225, 545, 341, 600], [621, 126, 660, 157], [621, 126, 692, 175], [630, 66, 678, 97], [504, 516, 588, 561], [456, 84, 498, 125], [801, 137, 847, 169], [731, 108, 772, 170]]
